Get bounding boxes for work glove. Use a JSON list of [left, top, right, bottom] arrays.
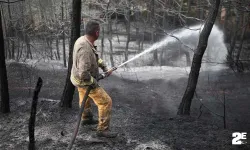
[[105, 69, 112, 77], [96, 69, 112, 81], [105, 67, 117, 77], [97, 74, 105, 80], [102, 66, 108, 73]]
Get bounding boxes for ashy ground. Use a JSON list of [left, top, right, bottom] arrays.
[[0, 61, 250, 150]]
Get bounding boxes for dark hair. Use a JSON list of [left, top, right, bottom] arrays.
[[85, 20, 100, 36]]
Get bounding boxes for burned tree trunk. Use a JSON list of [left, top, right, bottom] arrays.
[[235, 13, 249, 72], [25, 34, 32, 59], [151, 0, 158, 65], [62, 30, 66, 67], [222, 1, 231, 33], [0, 4, 8, 59], [101, 26, 104, 59], [62, 0, 67, 67], [60, 0, 81, 107], [46, 38, 53, 60], [125, 0, 131, 61], [56, 37, 60, 60], [16, 37, 20, 61], [105, 1, 114, 67], [178, 0, 221, 115], [28, 77, 43, 150], [108, 18, 114, 67], [7, 0, 15, 60], [227, 1, 240, 67], [187, 0, 191, 13], [0, 10, 10, 113]]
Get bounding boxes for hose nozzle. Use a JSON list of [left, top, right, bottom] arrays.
[[98, 67, 118, 81], [109, 67, 117, 72]]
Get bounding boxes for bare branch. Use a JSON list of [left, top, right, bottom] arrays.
[[162, 30, 195, 52]]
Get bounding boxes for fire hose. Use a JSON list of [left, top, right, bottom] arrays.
[[67, 67, 117, 150]]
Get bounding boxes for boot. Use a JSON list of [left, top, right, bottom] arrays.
[[81, 118, 98, 125], [96, 130, 118, 138]]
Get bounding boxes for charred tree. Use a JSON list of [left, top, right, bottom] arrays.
[[28, 77, 43, 150], [46, 38, 53, 60], [227, 1, 240, 67], [125, 0, 131, 61], [28, 0, 34, 26], [106, 1, 114, 67], [235, 13, 249, 72], [56, 37, 60, 60], [151, 0, 158, 65], [16, 37, 20, 61], [62, 0, 67, 67], [163, 0, 168, 29], [108, 18, 114, 67], [0, 4, 8, 59], [187, 0, 191, 13], [222, 1, 231, 33], [178, 0, 221, 115], [7, 0, 15, 60], [25, 34, 32, 59], [0, 10, 10, 113], [60, 0, 81, 107], [101, 26, 104, 58]]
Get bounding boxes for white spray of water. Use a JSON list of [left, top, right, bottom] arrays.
[[117, 24, 227, 68]]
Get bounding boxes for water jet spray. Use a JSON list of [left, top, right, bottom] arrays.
[[104, 24, 227, 74]]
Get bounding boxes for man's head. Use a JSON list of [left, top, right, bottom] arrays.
[[85, 20, 100, 40]]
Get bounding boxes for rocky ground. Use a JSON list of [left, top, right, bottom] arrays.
[[0, 62, 250, 150]]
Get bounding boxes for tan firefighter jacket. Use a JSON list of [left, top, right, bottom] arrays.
[[70, 36, 107, 87]]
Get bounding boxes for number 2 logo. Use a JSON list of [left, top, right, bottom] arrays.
[[232, 132, 242, 145], [232, 132, 247, 145]]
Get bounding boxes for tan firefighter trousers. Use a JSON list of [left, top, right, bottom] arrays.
[[78, 87, 112, 131]]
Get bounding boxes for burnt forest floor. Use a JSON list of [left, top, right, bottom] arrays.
[[1, 62, 250, 150]]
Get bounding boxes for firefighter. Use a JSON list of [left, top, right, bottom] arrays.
[[70, 20, 117, 138]]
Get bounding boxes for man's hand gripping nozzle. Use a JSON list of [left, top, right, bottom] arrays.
[[98, 67, 117, 81]]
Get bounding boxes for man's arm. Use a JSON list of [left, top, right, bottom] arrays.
[[78, 48, 97, 85], [98, 58, 116, 77]]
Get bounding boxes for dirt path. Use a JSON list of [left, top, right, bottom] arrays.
[[0, 62, 249, 150]]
